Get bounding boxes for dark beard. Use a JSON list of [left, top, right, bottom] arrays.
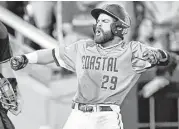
[[94, 28, 114, 44]]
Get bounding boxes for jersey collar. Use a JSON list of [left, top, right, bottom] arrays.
[[96, 40, 125, 50]]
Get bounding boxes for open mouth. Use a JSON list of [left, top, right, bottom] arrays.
[[96, 29, 101, 36]]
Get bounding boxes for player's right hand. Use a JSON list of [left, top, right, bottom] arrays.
[[10, 55, 29, 71]]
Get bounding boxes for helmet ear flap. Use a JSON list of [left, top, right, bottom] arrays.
[[111, 21, 128, 38]]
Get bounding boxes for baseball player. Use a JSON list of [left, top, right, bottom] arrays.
[[0, 21, 21, 129], [10, 4, 179, 129]]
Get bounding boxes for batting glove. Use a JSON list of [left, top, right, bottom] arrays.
[[142, 49, 159, 65], [10, 55, 29, 71]]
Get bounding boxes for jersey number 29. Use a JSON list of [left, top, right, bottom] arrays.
[[101, 75, 118, 90]]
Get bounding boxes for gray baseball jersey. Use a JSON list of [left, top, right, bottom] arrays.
[[53, 39, 155, 105]]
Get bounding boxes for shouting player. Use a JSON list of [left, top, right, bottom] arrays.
[[0, 21, 22, 129], [10, 4, 179, 129]]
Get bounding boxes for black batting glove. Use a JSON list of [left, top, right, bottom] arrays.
[[10, 55, 29, 71]]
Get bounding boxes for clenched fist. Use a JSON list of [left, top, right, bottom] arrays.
[[142, 49, 159, 65], [10, 55, 28, 71], [142, 49, 168, 66]]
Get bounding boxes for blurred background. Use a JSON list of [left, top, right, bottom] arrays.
[[0, 1, 179, 129]]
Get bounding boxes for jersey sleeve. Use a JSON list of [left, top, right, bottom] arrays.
[[52, 41, 79, 72], [0, 22, 12, 64], [131, 41, 158, 73]]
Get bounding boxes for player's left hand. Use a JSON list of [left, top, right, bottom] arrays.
[[142, 49, 158, 65]]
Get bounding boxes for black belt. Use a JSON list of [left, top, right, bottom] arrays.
[[72, 102, 113, 112]]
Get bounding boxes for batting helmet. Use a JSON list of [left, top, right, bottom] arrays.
[[91, 4, 131, 39]]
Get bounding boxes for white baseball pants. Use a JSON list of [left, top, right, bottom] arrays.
[[63, 104, 123, 129]]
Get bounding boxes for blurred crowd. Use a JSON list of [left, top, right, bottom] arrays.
[[0, 1, 179, 97]]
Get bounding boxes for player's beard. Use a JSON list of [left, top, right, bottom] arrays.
[[94, 28, 114, 44]]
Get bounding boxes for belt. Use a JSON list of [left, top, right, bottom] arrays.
[[72, 102, 113, 112]]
